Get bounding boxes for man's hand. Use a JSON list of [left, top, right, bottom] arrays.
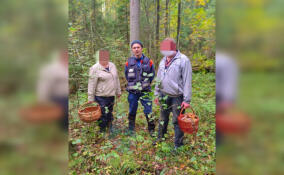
[[154, 98, 159, 105], [87, 101, 94, 104], [181, 102, 190, 109], [217, 102, 234, 113]]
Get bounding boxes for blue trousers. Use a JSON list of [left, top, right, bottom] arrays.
[[128, 92, 152, 116], [128, 92, 155, 131]]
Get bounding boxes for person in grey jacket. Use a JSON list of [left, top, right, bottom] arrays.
[[153, 38, 192, 149]]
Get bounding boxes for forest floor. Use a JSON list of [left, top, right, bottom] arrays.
[[69, 72, 216, 174], [217, 72, 284, 174]]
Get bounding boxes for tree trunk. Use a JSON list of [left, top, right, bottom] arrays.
[[156, 0, 160, 61], [143, 0, 151, 56], [130, 0, 140, 48], [176, 1, 181, 48], [126, 2, 129, 45], [165, 0, 169, 37], [84, 12, 88, 34], [91, 0, 96, 53], [91, 0, 96, 33]]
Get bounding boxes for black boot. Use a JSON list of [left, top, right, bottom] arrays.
[[128, 114, 136, 134], [146, 114, 155, 137], [108, 121, 114, 133]]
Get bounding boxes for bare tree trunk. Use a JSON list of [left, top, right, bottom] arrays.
[[143, 0, 151, 56], [176, 1, 181, 48], [126, 2, 129, 45], [156, 0, 160, 61], [130, 0, 140, 48], [90, 17, 94, 58], [70, 0, 76, 23], [165, 0, 169, 37], [84, 12, 88, 33], [91, 0, 96, 54], [91, 0, 96, 33]]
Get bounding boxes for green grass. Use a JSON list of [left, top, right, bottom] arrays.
[[68, 72, 216, 174], [0, 93, 68, 175], [217, 72, 284, 175]]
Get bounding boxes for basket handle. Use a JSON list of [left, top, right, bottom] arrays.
[[179, 104, 196, 116], [79, 101, 98, 111]]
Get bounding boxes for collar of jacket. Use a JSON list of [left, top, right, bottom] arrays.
[[162, 50, 181, 65], [98, 62, 113, 72], [135, 54, 145, 62]]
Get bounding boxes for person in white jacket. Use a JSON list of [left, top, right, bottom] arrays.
[[88, 50, 121, 132], [37, 50, 69, 130]]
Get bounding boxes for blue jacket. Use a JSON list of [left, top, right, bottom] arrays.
[[125, 54, 155, 92]]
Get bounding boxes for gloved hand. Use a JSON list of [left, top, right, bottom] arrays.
[[181, 102, 190, 109], [154, 98, 159, 105]]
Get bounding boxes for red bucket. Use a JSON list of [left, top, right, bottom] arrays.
[[178, 105, 199, 134], [216, 111, 251, 134], [20, 103, 63, 123]]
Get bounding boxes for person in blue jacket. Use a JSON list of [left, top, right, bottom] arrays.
[[125, 40, 155, 135]]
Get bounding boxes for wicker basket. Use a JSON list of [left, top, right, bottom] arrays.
[[216, 111, 250, 134], [178, 105, 199, 134], [78, 102, 101, 123], [20, 103, 63, 123]]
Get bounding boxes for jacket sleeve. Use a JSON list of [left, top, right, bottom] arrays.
[[149, 64, 155, 83], [154, 64, 161, 97], [124, 65, 128, 81], [37, 67, 52, 102], [182, 57, 192, 103], [115, 66, 122, 95], [88, 67, 98, 101]]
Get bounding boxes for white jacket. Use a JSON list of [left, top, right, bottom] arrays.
[[88, 62, 121, 101]]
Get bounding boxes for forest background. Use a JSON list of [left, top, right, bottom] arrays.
[[68, 0, 216, 174]]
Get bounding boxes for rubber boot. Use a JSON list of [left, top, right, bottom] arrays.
[[128, 114, 136, 134], [146, 114, 155, 137]]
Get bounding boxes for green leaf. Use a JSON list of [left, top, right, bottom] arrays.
[[105, 107, 109, 113], [190, 156, 196, 162], [72, 139, 81, 145], [136, 135, 144, 142], [147, 73, 153, 77]]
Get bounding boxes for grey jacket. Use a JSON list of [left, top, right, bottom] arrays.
[[154, 51, 192, 103]]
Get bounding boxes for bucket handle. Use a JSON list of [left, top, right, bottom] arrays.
[[179, 104, 196, 116], [79, 101, 99, 111]]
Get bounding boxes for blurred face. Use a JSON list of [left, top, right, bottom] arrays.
[[99, 50, 109, 67], [131, 43, 143, 58], [160, 40, 177, 58]]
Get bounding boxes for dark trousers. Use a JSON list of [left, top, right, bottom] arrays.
[[157, 94, 184, 147], [52, 96, 68, 131], [95, 96, 115, 131], [127, 92, 155, 131]]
